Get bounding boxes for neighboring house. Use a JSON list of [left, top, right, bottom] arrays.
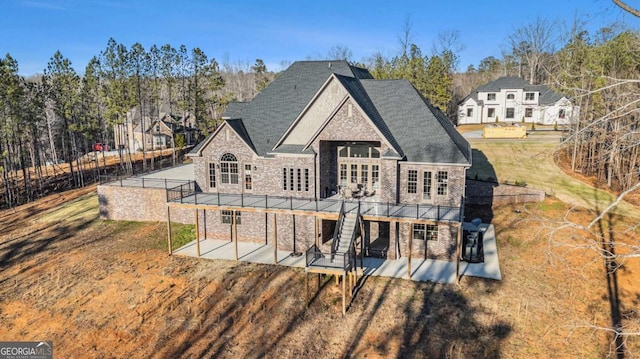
[[458, 76, 578, 125], [115, 110, 200, 151], [185, 60, 472, 262], [134, 113, 199, 150]]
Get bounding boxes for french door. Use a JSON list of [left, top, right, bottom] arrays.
[[339, 162, 379, 193]]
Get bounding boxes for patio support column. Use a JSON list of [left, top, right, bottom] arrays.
[[305, 272, 309, 307], [408, 222, 413, 279], [203, 209, 207, 240], [273, 214, 278, 264], [456, 223, 462, 285], [167, 206, 173, 255], [195, 209, 200, 257], [314, 217, 319, 247], [360, 220, 365, 276], [393, 221, 398, 260], [233, 210, 238, 261], [342, 272, 346, 315]]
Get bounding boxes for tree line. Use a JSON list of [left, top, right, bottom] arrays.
[[2, 14, 640, 208], [451, 19, 639, 194], [0, 38, 272, 208]]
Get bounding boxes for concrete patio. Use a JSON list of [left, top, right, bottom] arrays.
[[173, 223, 501, 284]]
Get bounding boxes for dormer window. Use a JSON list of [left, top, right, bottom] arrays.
[[487, 93, 496, 101], [525, 92, 535, 101]]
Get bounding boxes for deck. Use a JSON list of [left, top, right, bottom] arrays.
[[166, 183, 463, 224]]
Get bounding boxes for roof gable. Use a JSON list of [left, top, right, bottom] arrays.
[[276, 74, 349, 147], [187, 120, 256, 157], [218, 60, 373, 156]]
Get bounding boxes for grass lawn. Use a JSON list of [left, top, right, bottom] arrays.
[[468, 140, 640, 219]]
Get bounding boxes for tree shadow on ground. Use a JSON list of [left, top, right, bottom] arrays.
[[592, 185, 627, 358], [150, 259, 511, 358], [0, 215, 99, 286]]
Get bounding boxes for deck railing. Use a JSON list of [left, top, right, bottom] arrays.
[[305, 245, 353, 271], [166, 182, 196, 202], [330, 201, 346, 255], [100, 175, 191, 189], [167, 189, 462, 222]]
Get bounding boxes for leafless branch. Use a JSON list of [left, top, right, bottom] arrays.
[[613, 0, 640, 17]]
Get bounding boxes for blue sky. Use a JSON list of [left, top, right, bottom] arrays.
[[2, 0, 639, 76]]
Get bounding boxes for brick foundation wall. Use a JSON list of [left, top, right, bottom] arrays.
[[397, 222, 458, 261], [98, 184, 192, 224], [196, 210, 318, 253], [466, 179, 545, 205]]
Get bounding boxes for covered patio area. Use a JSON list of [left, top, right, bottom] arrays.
[[172, 223, 501, 284]]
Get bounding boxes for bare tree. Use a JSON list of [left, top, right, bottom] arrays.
[[613, 0, 640, 17], [507, 17, 557, 84], [542, 181, 640, 357], [326, 44, 353, 61]]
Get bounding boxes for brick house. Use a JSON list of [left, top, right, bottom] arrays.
[[114, 109, 199, 151], [184, 60, 471, 262]]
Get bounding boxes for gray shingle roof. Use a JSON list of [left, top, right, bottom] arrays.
[[361, 79, 470, 164], [476, 76, 530, 92], [193, 60, 470, 165], [223, 60, 372, 156], [222, 102, 248, 119], [333, 74, 403, 157], [461, 76, 566, 105]]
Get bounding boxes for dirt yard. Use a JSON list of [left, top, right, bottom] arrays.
[[0, 185, 638, 357]]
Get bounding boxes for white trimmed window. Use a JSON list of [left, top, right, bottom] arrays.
[[244, 164, 252, 191], [222, 210, 241, 224], [282, 168, 287, 190], [506, 108, 515, 119], [220, 153, 239, 184], [408, 170, 417, 194], [209, 162, 216, 188], [413, 224, 438, 240], [304, 169, 309, 191], [436, 171, 448, 196], [423, 171, 432, 200]]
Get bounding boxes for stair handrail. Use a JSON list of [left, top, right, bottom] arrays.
[[346, 201, 362, 270], [331, 200, 346, 255]]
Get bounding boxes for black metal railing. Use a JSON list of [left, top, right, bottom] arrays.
[[166, 182, 196, 202], [166, 190, 463, 222], [100, 174, 192, 190], [331, 201, 346, 255], [305, 245, 352, 271]]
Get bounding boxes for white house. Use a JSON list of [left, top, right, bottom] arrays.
[[457, 76, 577, 125]]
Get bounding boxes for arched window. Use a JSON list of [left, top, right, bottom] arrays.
[[220, 153, 239, 184], [506, 93, 515, 100]]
